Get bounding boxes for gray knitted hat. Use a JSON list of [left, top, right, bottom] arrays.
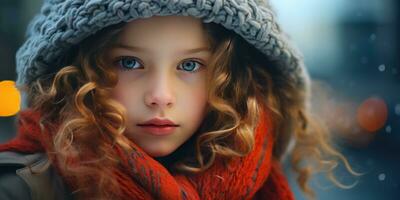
[[16, 0, 310, 96]]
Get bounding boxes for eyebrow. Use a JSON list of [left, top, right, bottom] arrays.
[[111, 44, 211, 54]]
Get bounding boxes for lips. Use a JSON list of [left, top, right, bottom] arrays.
[[138, 124, 178, 127], [137, 118, 179, 136], [137, 118, 179, 127]]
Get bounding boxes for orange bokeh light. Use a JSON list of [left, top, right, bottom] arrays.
[[0, 80, 21, 117], [356, 97, 388, 133]]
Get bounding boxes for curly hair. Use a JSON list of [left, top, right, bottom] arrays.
[[24, 21, 360, 199]]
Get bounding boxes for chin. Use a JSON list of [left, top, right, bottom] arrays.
[[145, 146, 176, 158]]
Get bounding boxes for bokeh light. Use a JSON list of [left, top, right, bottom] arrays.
[[357, 97, 388, 133], [0, 80, 21, 117]]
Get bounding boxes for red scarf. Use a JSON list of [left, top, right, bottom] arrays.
[[0, 108, 294, 200]]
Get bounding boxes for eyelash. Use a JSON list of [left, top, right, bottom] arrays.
[[113, 56, 205, 73]]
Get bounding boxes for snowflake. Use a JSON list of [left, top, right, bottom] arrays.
[[395, 104, 400, 116], [378, 64, 386, 72], [378, 173, 386, 181], [385, 125, 392, 133]]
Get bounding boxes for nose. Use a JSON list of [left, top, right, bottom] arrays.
[[144, 73, 175, 109]]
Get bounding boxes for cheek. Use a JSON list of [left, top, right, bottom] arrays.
[[111, 82, 139, 109], [111, 83, 126, 103], [179, 72, 208, 110], [181, 82, 208, 114]]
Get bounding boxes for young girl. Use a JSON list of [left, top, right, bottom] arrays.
[[0, 0, 359, 199]]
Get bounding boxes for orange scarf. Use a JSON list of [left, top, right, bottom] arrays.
[[0, 108, 294, 200]]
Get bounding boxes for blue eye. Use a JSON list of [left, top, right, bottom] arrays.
[[114, 57, 203, 73], [179, 60, 203, 73], [115, 57, 141, 70]]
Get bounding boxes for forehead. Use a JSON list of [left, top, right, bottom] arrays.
[[116, 15, 210, 50]]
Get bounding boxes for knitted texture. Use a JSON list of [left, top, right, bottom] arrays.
[[16, 0, 310, 94], [0, 108, 295, 200]]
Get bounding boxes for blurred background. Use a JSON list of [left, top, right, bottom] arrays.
[[0, 0, 399, 199], [270, 0, 400, 199]]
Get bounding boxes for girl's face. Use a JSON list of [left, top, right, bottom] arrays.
[[106, 16, 211, 157]]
